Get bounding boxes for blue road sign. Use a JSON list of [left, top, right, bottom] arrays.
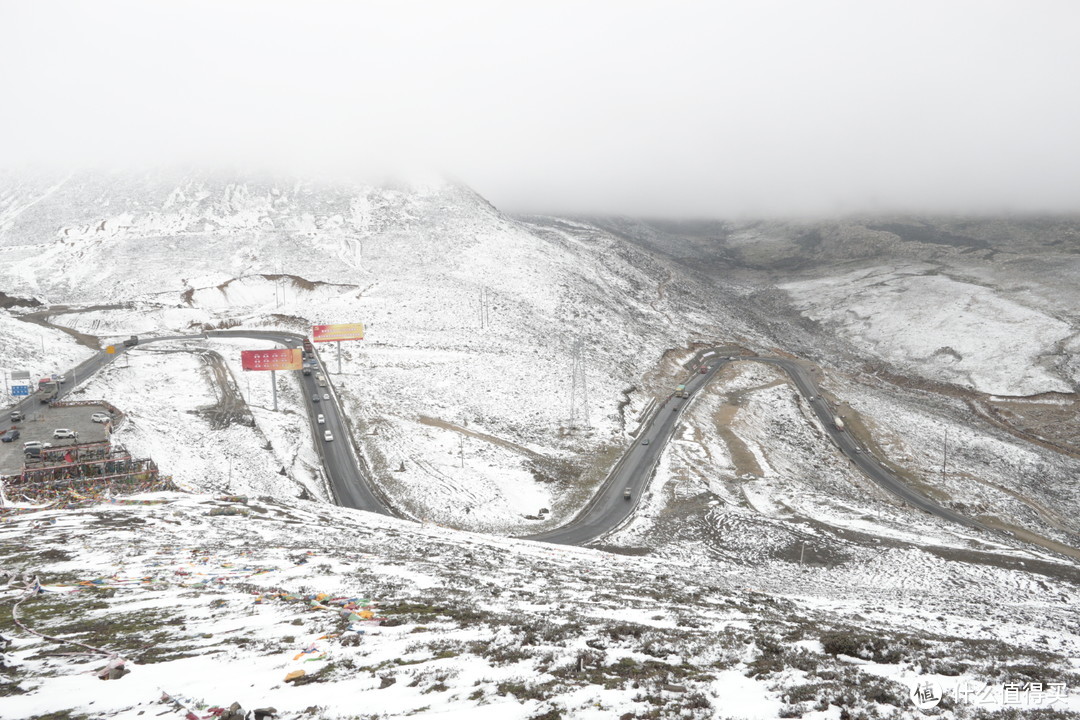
[[11, 385, 29, 396]]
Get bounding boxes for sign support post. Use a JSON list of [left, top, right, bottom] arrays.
[[311, 323, 364, 375], [240, 348, 302, 413]]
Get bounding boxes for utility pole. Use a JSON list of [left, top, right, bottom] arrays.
[[271, 370, 278, 411], [941, 428, 948, 478], [459, 436, 464, 468], [569, 339, 590, 430], [336, 341, 342, 374]]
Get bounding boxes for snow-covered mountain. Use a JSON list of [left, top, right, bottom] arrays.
[[0, 170, 756, 533], [3, 172, 1080, 719]]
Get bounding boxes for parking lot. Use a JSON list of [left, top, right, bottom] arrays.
[[0, 402, 115, 476]]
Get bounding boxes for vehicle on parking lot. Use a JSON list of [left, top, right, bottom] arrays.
[[23, 440, 51, 451], [91, 412, 111, 423], [52, 428, 78, 439], [317, 414, 325, 424], [1, 428, 20, 443], [323, 430, 333, 442], [9, 410, 23, 422], [322, 393, 329, 401]]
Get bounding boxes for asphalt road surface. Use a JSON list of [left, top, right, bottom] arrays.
[[754, 356, 986, 532], [530, 350, 986, 545], [7, 331, 395, 517], [528, 354, 729, 545], [15, 332, 985, 543]]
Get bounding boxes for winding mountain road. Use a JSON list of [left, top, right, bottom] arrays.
[[9, 326, 987, 543], [7, 330, 396, 516], [530, 351, 986, 545]]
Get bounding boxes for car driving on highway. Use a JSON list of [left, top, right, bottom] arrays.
[[317, 414, 325, 424], [624, 487, 632, 500], [323, 430, 333, 442]]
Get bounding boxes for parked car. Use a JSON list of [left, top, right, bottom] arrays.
[[323, 430, 333, 442], [91, 412, 111, 423], [52, 428, 78, 439], [9, 410, 23, 422], [317, 414, 325, 425], [23, 440, 51, 451], [1, 428, 20, 443]]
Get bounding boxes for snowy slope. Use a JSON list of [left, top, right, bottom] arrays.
[[0, 171, 753, 532], [781, 266, 1076, 396], [3, 493, 1079, 720]]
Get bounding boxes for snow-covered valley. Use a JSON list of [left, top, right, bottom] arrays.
[[2, 173, 1079, 719]]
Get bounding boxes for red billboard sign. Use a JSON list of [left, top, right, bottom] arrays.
[[241, 348, 302, 371], [312, 323, 365, 343]]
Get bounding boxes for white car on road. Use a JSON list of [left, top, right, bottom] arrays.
[[317, 414, 325, 424], [323, 430, 333, 442]]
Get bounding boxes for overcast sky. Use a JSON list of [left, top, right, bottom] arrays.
[[2, 1, 1078, 217]]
